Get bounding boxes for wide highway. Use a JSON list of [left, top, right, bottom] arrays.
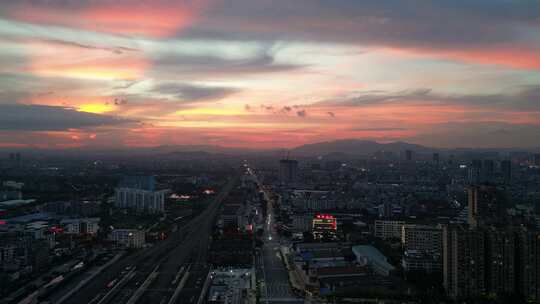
[[49, 176, 237, 304]]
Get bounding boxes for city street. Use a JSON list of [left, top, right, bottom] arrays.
[[253, 171, 303, 304]]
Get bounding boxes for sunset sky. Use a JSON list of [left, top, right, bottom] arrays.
[[1, 0, 539, 149]]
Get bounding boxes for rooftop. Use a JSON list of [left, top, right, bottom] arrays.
[[7, 212, 52, 223], [317, 265, 369, 277], [0, 199, 35, 208], [352, 245, 395, 271]]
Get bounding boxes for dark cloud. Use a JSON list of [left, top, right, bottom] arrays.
[[0, 33, 139, 55], [36, 38, 139, 54], [319, 88, 432, 106], [151, 49, 306, 77], [151, 83, 239, 102], [257, 104, 309, 117], [319, 86, 540, 110], [0, 104, 134, 131], [464, 85, 540, 110], [188, 0, 540, 51], [296, 109, 307, 117], [113, 98, 128, 106], [8, 0, 538, 51], [351, 127, 406, 132], [113, 81, 139, 90], [327, 111, 335, 117], [0, 90, 30, 104], [281, 106, 292, 113]]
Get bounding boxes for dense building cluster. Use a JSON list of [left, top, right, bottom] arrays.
[[0, 148, 539, 303], [263, 150, 540, 302]]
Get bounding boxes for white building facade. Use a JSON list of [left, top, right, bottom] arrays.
[[374, 220, 405, 240], [115, 188, 167, 214], [61, 218, 100, 235]]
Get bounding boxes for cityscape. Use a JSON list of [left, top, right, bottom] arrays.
[[1, 144, 539, 303], [1, 1, 540, 304]]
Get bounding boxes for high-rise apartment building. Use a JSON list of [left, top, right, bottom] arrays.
[[443, 225, 486, 299], [468, 159, 483, 184], [468, 159, 497, 184], [483, 160, 495, 182], [374, 220, 405, 240], [433, 152, 440, 164], [444, 225, 539, 301], [401, 224, 442, 254], [500, 160, 512, 183], [405, 150, 414, 161], [517, 228, 540, 302], [279, 159, 299, 185], [486, 227, 517, 295], [467, 185, 506, 228], [532, 154, 540, 166]]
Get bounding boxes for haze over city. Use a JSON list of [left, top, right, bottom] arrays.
[[1, 1, 540, 149]]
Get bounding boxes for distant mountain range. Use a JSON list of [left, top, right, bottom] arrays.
[[148, 140, 438, 157], [1, 139, 538, 159], [291, 139, 436, 156]]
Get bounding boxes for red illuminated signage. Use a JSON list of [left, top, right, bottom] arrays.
[[313, 214, 338, 234], [315, 214, 335, 220], [50, 227, 64, 233]]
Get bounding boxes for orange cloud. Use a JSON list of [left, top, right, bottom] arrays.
[[21, 39, 149, 80], [0, 143, 29, 148], [31, 61, 146, 80], [9, 1, 209, 37]]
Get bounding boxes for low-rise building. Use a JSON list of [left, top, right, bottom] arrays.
[[110, 229, 145, 248], [209, 234, 253, 267], [290, 190, 335, 212], [352, 245, 395, 276], [295, 242, 347, 268], [25, 221, 49, 240], [317, 265, 370, 295], [402, 250, 442, 273], [312, 214, 337, 240], [61, 218, 100, 235], [220, 204, 245, 231], [292, 243, 350, 293], [292, 214, 313, 232]]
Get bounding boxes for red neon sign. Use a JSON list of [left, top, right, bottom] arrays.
[[315, 214, 335, 220], [50, 227, 64, 233]]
